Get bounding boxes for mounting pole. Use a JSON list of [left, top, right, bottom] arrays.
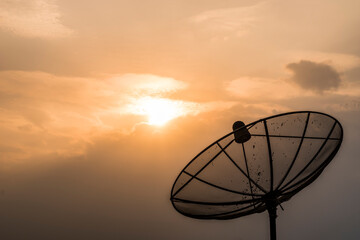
[[267, 203, 277, 240]]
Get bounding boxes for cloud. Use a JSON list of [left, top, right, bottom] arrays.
[[1, 69, 357, 167], [0, 71, 189, 160], [286, 60, 341, 93], [188, 3, 263, 40], [1, 91, 359, 240], [106, 74, 188, 97], [225, 77, 304, 100], [1, 71, 359, 240], [282, 51, 360, 73], [0, 0, 73, 38], [224, 73, 360, 116], [0, 71, 237, 162]]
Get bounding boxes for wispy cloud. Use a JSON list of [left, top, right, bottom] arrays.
[[225, 77, 303, 100], [188, 3, 263, 39], [0, 0, 73, 38], [106, 74, 188, 97]]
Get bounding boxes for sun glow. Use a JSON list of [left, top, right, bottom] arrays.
[[134, 97, 186, 126]]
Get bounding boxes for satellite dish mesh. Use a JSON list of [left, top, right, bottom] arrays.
[[170, 111, 343, 239]]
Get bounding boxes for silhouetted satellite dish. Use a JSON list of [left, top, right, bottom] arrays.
[[170, 111, 343, 240]]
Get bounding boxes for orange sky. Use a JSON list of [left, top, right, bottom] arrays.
[[0, 0, 359, 239]]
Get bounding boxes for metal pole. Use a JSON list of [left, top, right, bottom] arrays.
[[267, 205, 277, 240]]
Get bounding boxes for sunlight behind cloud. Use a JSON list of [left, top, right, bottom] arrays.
[[125, 97, 198, 126]]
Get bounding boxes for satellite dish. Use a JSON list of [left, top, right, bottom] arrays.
[[170, 111, 343, 240]]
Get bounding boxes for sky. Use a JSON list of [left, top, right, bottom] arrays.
[[0, 0, 359, 239]]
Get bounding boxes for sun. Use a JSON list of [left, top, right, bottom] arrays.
[[136, 97, 184, 126]]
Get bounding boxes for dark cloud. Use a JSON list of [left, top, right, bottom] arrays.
[[287, 60, 341, 93], [344, 66, 360, 82]]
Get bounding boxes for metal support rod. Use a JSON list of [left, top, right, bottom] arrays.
[[267, 204, 277, 240]]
